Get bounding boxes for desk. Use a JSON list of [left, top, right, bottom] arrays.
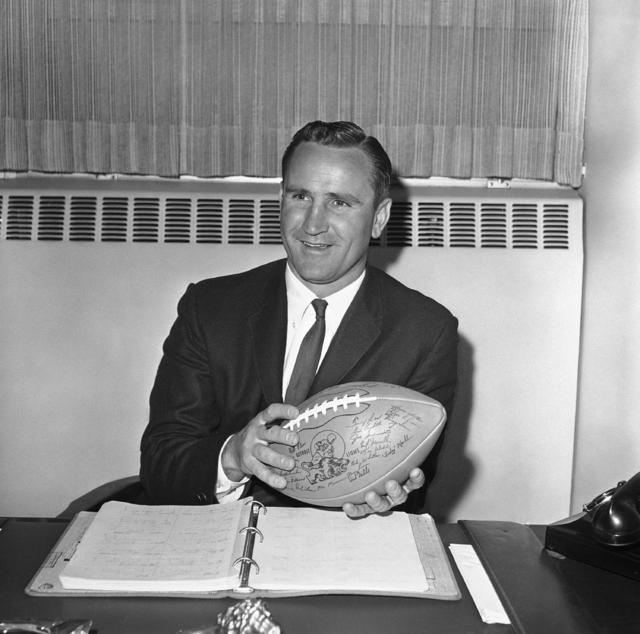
[[1, 518, 638, 634]]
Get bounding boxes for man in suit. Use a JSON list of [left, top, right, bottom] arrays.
[[140, 121, 458, 518]]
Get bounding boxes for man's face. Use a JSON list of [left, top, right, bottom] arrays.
[[280, 142, 391, 297]]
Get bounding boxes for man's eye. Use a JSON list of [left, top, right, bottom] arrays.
[[291, 193, 308, 201], [331, 199, 350, 208]]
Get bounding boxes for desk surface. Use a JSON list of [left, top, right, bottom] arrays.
[[1, 517, 639, 634]]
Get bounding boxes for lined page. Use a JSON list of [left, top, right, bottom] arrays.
[[253, 507, 429, 594], [59, 500, 248, 592]]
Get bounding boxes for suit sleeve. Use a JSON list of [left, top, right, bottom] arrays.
[[140, 284, 225, 504], [407, 312, 459, 420], [404, 310, 458, 511]]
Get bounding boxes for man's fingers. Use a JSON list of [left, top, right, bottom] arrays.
[[342, 502, 368, 518], [251, 459, 288, 489], [253, 442, 295, 471], [262, 424, 298, 447], [260, 403, 299, 425], [222, 403, 300, 483], [384, 479, 407, 505], [342, 469, 427, 518], [404, 468, 426, 492], [343, 492, 391, 519], [367, 489, 395, 512]]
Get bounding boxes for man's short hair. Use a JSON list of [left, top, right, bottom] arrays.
[[281, 121, 392, 205]]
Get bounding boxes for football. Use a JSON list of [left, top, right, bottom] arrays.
[[272, 381, 446, 507]]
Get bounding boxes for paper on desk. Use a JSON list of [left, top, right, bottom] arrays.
[[449, 544, 510, 625]]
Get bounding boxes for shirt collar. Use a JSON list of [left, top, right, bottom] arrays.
[[285, 263, 366, 318]]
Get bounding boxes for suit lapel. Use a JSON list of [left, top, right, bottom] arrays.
[[249, 263, 383, 404], [249, 262, 288, 405], [310, 268, 382, 394]]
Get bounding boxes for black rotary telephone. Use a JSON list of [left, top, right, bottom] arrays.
[[586, 471, 640, 547], [545, 471, 640, 581]]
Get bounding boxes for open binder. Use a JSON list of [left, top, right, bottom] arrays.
[[27, 499, 460, 600]]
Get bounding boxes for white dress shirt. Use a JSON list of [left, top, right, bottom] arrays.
[[215, 264, 366, 501], [281, 264, 365, 399]]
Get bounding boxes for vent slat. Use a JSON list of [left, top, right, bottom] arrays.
[[7, 195, 34, 240], [228, 199, 256, 244], [101, 197, 129, 242], [512, 203, 539, 248], [69, 196, 97, 241], [417, 202, 445, 247], [543, 204, 570, 248], [37, 196, 65, 241], [196, 198, 223, 243], [259, 200, 282, 244], [384, 202, 413, 247], [164, 197, 192, 243], [480, 203, 507, 248], [449, 203, 477, 248], [133, 198, 160, 242]]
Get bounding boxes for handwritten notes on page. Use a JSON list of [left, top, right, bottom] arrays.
[[55, 500, 458, 599], [59, 500, 248, 592], [253, 507, 429, 595]]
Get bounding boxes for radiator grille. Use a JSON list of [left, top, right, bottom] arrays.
[[0, 181, 580, 249]]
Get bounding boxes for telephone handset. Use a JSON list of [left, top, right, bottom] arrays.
[[545, 471, 640, 580], [585, 471, 640, 547]]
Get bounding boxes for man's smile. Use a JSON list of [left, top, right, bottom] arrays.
[[301, 240, 330, 249]]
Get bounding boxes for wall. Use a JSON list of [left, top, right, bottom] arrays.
[[572, 0, 640, 510]]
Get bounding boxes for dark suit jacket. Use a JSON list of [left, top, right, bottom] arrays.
[[140, 259, 458, 510]]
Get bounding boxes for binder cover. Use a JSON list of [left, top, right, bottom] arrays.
[[27, 502, 460, 600], [459, 520, 599, 634]]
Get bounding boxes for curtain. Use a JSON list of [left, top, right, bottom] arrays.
[[0, 0, 588, 186]]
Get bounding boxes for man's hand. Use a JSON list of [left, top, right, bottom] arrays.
[[342, 468, 426, 518], [221, 403, 300, 489]]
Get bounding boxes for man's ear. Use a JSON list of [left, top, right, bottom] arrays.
[[371, 198, 392, 239]]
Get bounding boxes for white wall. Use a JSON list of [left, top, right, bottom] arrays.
[[572, 0, 640, 510]]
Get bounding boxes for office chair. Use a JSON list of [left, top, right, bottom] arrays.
[[57, 475, 143, 519]]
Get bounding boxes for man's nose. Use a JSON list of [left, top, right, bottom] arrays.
[[302, 201, 329, 234]]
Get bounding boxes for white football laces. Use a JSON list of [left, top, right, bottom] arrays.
[[284, 392, 377, 430]]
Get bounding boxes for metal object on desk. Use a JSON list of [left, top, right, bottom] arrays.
[[175, 598, 280, 634], [0, 618, 92, 633]]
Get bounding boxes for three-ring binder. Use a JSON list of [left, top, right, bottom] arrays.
[[233, 500, 266, 592]]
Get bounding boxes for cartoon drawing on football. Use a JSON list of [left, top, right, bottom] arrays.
[[272, 381, 447, 507]]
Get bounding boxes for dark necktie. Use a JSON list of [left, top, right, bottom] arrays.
[[284, 298, 327, 406]]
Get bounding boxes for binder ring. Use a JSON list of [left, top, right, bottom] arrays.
[[244, 499, 267, 515], [233, 556, 260, 575], [239, 525, 264, 542]]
